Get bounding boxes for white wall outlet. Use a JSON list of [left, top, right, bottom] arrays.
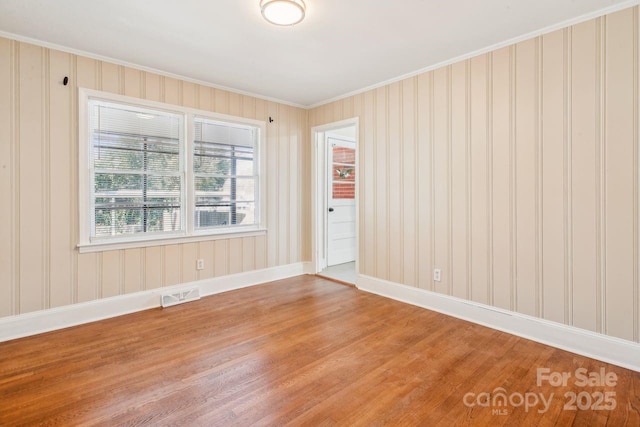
[[433, 268, 441, 282], [196, 259, 204, 270]]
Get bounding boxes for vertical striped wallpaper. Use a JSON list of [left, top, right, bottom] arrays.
[[1, 6, 639, 347], [0, 38, 309, 317], [309, 6, 640, 343]]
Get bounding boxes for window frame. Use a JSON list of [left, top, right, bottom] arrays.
[[78, 88, 267, 253]]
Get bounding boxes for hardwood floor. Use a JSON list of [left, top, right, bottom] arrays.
[[1, 275, 639, 426]]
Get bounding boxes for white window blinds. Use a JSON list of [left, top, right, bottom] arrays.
[[88, 100, 184, 239]]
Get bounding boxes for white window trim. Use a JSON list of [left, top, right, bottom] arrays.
[[78, 88, 267, 253]]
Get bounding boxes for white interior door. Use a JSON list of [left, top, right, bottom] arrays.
[[326, 136, 356, 266]]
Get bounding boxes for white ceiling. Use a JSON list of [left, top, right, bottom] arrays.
[[0, 0, 634, 107]]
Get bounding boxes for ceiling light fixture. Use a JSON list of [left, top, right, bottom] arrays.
[[260, 0, 306, 26]]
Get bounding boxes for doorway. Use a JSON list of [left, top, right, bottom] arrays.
[[326, 134, 356, 267], [311, 119, 358, 285]]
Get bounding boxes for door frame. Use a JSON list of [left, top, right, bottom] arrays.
[[310, 117, 359, 276]]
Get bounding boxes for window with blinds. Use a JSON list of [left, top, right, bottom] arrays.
[[88, 100, 184, 240], [193, 118, 258, 230], [80, 89, 264, 249]]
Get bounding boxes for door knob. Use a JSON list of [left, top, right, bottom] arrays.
[[328, 207, 334, 212]]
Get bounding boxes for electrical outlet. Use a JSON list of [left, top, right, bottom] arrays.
[[433, 268, 441, 282], [196, 259, 204, 270]]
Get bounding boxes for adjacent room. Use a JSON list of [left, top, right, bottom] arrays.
[[1, 0, 640, 425]]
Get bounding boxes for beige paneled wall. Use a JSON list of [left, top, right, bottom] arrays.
[[0, 38, 309, 317], [309, 6, 640, 343]]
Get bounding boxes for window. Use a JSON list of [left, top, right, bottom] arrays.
[[89, 100, 185, 239], [79, 89, 265, 251], [193, 118, 258, 230]]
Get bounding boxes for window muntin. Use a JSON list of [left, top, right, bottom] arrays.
[[193, 118, 258, 230], [89, 100, 184, 240]]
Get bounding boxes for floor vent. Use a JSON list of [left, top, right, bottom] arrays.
[[161, 288, 200, 308]]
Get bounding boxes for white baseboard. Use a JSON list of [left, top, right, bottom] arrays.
[[356, 274, 640, 372], [0, 262, 309, 343], [303, 261, 316, 275]]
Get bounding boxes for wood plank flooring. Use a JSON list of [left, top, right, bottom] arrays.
[[0, 275, 639, 426]]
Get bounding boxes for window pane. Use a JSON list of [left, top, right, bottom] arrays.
[[332, 182, 355, 199], [235, 159, 255, 176], [234, 178, 256, 202], [333, 146, 355, 165], [194, 176, 231, 199], [332, 164, 356, 183], [194, 150, 232, 175], [195, 202, 255, 228], [94, 207, 181, 237], [95, 173, 143, 192]]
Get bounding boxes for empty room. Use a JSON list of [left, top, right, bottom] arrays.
[[1, 0, 640, 425]]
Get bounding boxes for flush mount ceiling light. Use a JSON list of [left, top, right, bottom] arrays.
[[260, 0, 306, 26]]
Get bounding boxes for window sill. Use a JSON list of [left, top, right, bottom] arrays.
[[77, 228, 267, 253]]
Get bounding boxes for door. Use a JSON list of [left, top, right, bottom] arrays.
[[326, 136, 356, 266]]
